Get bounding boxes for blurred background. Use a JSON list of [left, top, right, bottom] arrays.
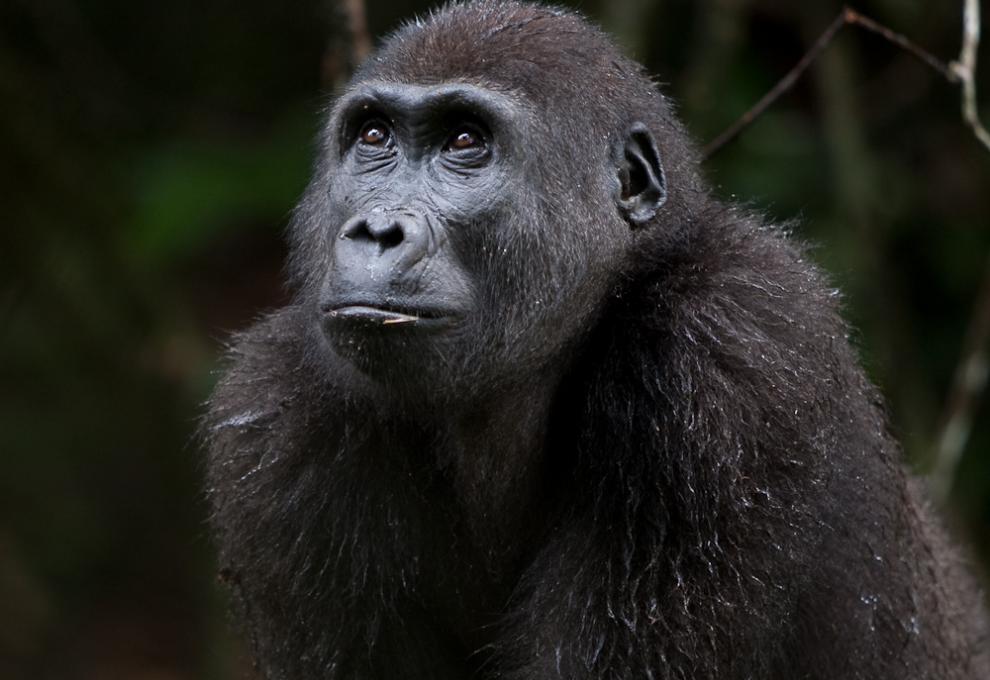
[[1, 0, 988, 677]]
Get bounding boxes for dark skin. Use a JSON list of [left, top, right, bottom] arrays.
[[317, 80, 658, 398], [205, 2, 989, 679]]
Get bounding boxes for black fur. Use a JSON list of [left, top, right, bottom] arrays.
[[204, 2, 989, 678]]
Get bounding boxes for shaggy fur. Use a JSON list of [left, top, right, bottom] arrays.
[[204, 2, 989, 678]]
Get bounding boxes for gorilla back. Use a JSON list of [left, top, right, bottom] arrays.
[[204, 2, 989, 678]]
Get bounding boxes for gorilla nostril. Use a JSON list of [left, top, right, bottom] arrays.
[[341, 218, 373, 241], [377, 223, 404, 250], [340, 216, 406, 251]]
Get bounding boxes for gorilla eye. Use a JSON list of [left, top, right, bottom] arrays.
[[358, 120, 391, 146], [444, 127, 485, 152]]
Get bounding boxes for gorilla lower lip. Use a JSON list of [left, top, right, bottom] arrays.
[[326, 305, 449, 326]]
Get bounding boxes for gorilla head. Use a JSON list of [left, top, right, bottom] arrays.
[[205, 3, 989, 679], [291, 4, 697, 399]]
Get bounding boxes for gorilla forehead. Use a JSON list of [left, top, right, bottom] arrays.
[[357, 1, 656, 114]]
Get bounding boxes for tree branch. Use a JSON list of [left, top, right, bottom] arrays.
[[704, 2, 990, 500], [701, 10, 847, 160], [343, 0, 372, 65], [952, 0, 990, 151], [703, 5, 971, 159], [931, 0, 990, 500], [322, 0, 372, 89]]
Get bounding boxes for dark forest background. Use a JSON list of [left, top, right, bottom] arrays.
[[1, 0, 988, 678]]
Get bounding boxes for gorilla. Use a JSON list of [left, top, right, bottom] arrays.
[[203, 2, 990, 678]]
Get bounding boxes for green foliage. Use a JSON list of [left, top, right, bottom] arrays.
[[127, 114, 313, 263]]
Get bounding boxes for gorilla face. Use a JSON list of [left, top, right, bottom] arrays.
[[319, 84, 508, 343], [311, 81, 666, 396]]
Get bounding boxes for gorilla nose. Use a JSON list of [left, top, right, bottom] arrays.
[[337, 212, 431, 276]]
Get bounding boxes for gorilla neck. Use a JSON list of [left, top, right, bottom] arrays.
[[443, 383, 556, 540], [373, 369, 562, 560]]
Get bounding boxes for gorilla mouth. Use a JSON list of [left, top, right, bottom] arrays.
[[322, 302, 458, 327]]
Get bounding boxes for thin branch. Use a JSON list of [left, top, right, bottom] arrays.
[[931, 0, 990, 500], [701, 10, 846, 159], [951, 0, 990, 151], [703, 6, 957, 159], [844, 8, 956, 81], [322, 0, 372, 89], [344, 0, 372, 65]]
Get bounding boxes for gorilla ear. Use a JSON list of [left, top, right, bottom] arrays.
[[615, 122, 667, 228]]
